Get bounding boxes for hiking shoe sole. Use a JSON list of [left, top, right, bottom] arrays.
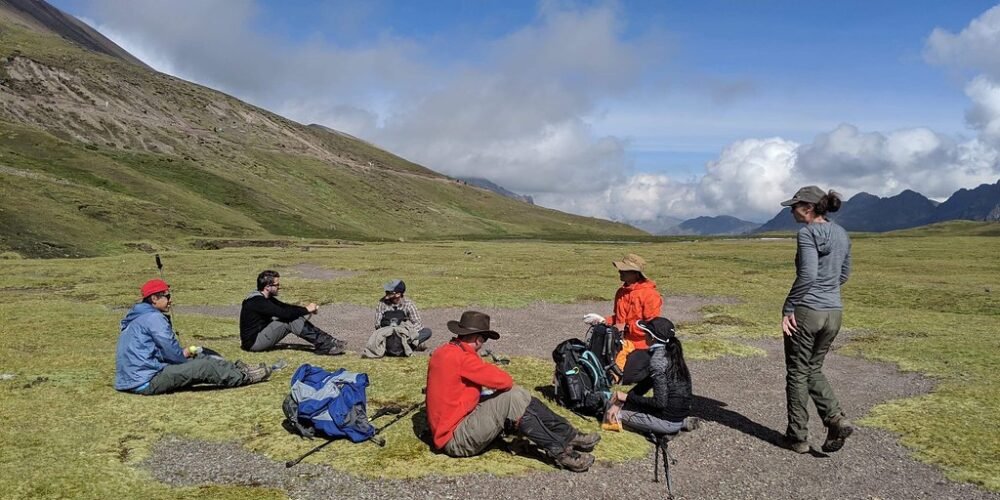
[[822, 424, 854, 453]]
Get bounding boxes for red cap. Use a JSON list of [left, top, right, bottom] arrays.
[[140, 279, 170, 298]]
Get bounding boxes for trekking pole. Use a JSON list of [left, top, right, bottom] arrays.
[[369, 402, 422, 447], [154, 254, 180, 334], [285, 438, 335, 468], [284, 404, 419, 467]]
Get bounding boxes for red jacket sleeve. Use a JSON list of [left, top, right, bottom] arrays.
[[460, 353, 513, 390]]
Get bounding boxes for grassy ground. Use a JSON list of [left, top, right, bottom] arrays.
[[1, 225, 998, 497]]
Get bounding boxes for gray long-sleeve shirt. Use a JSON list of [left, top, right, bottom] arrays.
[[783, 221, 852, 315]]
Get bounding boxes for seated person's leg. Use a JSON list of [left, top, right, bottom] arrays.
[[249, 320, 293, 352], [294, 319, 342, 353], [139, 358, 247, 395], [416, 327, 432, 345], [443, 386, 532, 457], [618, 409, 684, 435]]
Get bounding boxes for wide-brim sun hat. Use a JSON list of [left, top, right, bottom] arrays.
[[612, 253, 647, 280], [446, 310, 500, 340]]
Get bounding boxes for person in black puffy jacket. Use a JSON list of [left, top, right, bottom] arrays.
[[606, 317, 699, 436]]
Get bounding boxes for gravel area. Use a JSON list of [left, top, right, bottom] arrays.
[[176, 295, 733, 359], [150, 300, 998, 499]]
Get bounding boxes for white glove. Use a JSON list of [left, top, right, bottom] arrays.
[[583, 313, 606, 325]]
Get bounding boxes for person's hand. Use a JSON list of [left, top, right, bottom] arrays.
[[583, 313, 605, 325], [605, 403, 620, 423], [306, 303, 319, 314], [613, 391, 628, 403], [781, 313, 798, 337]]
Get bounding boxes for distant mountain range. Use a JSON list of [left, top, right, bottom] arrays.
[[756, 180, 1000, 233], [469, 177, 1000, 235]]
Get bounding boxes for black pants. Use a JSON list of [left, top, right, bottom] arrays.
[[516, 397, 576, 456]]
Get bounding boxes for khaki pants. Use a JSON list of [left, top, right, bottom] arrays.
[[784, 307, 844, 441], [443, 386, 532, 457]]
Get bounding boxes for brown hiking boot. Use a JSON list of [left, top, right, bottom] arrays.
[[568, 431, 601, 452], [239, 361, 271, 385], [822, 414, 854, 453], [554, 448, 595, 472], [782, 435, 810, 454]]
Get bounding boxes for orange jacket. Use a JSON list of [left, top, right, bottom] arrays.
[[605, 279, 662, 350], [425, 341, 513, 449]]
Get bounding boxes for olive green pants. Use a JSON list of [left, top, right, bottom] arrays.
[[783, 307, 843, 442], [138, 358, 246, 395]]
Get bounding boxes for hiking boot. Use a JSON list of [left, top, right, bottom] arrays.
[[683, 416, 701, 432], [239, 362, 271, 385], [554, 448, 594, 472], [568, 431, 601, 452], [782, 435, 810, 454], [412, 342, 429, 352], [822, 414, 854, 453], [316, 345, 345, 356]]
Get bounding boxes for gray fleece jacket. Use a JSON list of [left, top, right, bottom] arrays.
[[783, 221, 852, 315]]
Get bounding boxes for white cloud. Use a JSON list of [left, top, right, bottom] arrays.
[[925, 5, 1000, 80]]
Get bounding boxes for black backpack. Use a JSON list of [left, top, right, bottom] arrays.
[[379, 309, 410, 357], [551, 338, 611, 418], [585, 324, 623, 381]]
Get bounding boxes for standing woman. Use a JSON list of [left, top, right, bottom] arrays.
[[779, 186, 853, 454]]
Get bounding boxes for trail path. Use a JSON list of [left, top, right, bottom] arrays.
[[155, 299, 997, 499]]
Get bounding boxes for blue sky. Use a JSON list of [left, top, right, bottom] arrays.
[[50, 1, 1000, 222]]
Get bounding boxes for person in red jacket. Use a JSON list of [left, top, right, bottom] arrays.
[[426, 310, 600, 472], [583, 253, 663, 383]]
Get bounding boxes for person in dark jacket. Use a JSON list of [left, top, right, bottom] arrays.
[[115, 279, 271, 394], [605, 317, 699, 436], [239, 270, 344, 355], [779, 186, 854, 454]]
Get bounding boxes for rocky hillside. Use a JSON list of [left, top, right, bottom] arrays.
[[0, 1, 643, 257]]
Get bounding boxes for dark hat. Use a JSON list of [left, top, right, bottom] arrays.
[[140, 279, 170, 298], [780, 185, 826, 206], [447, 311, 500, 340], [383, 279, 406, 294], [636, 317, 676, 344]]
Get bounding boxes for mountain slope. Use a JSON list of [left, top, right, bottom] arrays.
[[0, 3, 643, 257], [677, 215, 759, 235]]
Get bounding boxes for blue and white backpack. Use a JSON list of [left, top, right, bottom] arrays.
[[282, 364, 375, 443]]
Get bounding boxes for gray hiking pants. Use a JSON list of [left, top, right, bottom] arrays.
[[442, 386, 532, 457], [137, 358, 246, 395], [619, 410, 685, 436], [249, 317, 330, 351], [783, 306, 844, 441]]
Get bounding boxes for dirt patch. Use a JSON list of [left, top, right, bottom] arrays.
[[143, 299, 997, 499]]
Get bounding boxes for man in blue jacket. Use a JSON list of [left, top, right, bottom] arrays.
[[115, 279, 271, 395]]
